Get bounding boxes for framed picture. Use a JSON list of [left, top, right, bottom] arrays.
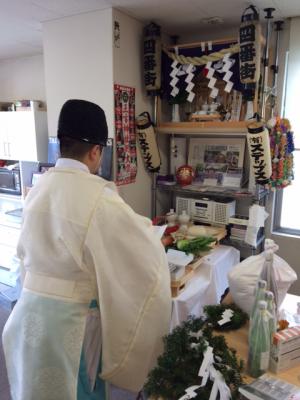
[[188, 138, 245, 170], [188, 137, 245, 187]]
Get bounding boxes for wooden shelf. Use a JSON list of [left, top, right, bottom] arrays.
[[155, 121, 248, 135]]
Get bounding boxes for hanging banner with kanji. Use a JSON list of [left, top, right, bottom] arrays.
[[143, 22, 161, 94], [114, 84, 137, 186], [239, 8, 261, 84], [247, 122, 272, 185]]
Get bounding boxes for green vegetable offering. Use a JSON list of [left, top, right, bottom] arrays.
[[176, 236, 215, 256]]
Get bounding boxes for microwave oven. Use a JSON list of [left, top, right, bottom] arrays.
[[0, 167, 21, 195]]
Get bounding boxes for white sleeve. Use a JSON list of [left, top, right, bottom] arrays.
[[16, 244, 26, 286], [83, 195, 172, 392]]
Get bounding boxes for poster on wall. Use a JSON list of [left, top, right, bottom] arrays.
[[114, 84, 137, 186]]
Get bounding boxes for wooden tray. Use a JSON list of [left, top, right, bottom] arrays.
[[171, 266, 194, 297], [188, 256, 205, 270], [170, 228, 227, 297], [189, 113, 221, 122]]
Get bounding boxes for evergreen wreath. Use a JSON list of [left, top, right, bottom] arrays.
[[204, 303, 248, 331], [144, 317, 244, 400]]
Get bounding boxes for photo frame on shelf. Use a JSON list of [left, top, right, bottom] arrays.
[[188, 137, 245, 187]]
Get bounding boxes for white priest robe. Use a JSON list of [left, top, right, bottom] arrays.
[[2, 159, 172, 400]]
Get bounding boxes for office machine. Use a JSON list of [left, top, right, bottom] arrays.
[[176, 196, 236, 225]]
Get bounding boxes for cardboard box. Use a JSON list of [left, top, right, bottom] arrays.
[[270, 326, 300, 373]]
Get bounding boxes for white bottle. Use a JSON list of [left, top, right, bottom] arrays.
[[178, 210, 190, 232], [166, 208, 177, 227], [294, 302, 300, 324]]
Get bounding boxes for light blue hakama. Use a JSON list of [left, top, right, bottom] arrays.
[[3, 291, 105, 400]]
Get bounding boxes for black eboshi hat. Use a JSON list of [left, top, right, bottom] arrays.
[[57, 99, 108, 146]]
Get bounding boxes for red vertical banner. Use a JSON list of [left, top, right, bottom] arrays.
[[114, 84, 137, 186]]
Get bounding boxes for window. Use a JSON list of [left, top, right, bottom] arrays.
[[273, 150, 300, 235], [273, 18, 300, 236]]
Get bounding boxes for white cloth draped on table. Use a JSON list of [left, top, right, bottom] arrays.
[[171, 245, 240, 330]]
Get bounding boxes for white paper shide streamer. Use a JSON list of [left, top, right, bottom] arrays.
[[198, 346, 231, 400], [176, 63, 196, 103], [170, 59, 180, 97], [185, 64, 195, 102], [205, 61, 218, 99], [170, 46, 180, 98], [178, 385, 201, 400], [221, 53, 234, 93], [218, 309, 234, 326], [179, 335, 232, 400]]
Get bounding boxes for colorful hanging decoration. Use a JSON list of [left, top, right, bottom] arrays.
[[143, 22, 161, 94], [268, 117, 294, 189], [114, 84, 137, 186], [247, 122, 272, 185], [136, 112, 161, 173]]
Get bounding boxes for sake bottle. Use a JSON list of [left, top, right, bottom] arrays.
[[251, 280, 267, 320], [247, 300, 271, 378], [265, 291, 277, 340], [249, 280, 267, 338]]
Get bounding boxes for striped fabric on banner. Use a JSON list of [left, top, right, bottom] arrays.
[[114, 84, 137, 186]]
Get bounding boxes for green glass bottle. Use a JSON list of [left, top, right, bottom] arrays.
[[247, 300, 271, 378], [249, 280, 267, 340], [265, 290, 277, 340], [251, 280, 267, 319]]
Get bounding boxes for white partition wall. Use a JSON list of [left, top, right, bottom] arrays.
[[42, 7, 154, 217], [43, 8, 114, 138]]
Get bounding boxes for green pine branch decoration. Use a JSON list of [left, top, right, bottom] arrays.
[[144, 316, 244, 400], [204, 303, 248, 331]]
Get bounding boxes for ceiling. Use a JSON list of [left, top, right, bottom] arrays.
[[1, 0, 300, 61]]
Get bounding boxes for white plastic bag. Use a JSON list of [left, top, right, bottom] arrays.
[[228, 239, 297, 315]]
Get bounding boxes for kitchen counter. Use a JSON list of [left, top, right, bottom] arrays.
[[0, 194, 23, 228], [0, 195, 22, 280]]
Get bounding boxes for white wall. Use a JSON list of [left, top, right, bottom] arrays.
[[0, 55, 46, 102], [42, 8, 156, 217], [43, 9, 114, 138], [179, 26, 238, 44], [112, 9, 154, 216]]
